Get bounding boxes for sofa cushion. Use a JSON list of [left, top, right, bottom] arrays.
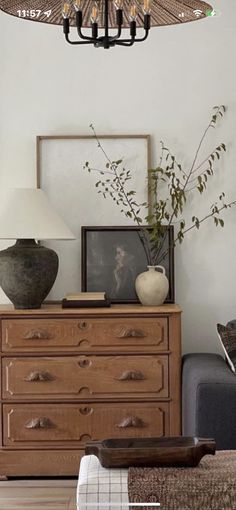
[[217, 324, 236, 373], [182, 353, 236, 449]]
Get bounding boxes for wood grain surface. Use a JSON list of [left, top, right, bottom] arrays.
[[0, 303, 181, 476], [0, 479, 77, 510]]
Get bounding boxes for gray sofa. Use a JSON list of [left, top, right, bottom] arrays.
[[182, 353, 236, 449]]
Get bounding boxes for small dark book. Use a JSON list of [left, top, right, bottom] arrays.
[[62, 292, 111, 308]]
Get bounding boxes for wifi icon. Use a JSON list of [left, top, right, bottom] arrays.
[[193, 9, 203, 17]]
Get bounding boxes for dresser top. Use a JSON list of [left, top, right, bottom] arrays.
[[0, 303, 181, 316]]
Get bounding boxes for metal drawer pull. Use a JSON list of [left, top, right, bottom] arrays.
[[117, 328, 146, 339], [23, 330, 51, 340], [117, 370, 145, 381], [78, 359, 91, 368], [116, 416, 145, 428], [25, 417, 54, 429], [78, 321, 88, 330], [79, 407, 92, 415], [24, 371, 54, 382]]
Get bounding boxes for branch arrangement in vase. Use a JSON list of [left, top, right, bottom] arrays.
[[83, 106, 236, 269]]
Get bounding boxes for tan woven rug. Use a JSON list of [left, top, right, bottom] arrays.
[[128, 451, 236, 510]]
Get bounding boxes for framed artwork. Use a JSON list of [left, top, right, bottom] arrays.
[[81, 226, 175, 303], [37, 134, 150, 300]]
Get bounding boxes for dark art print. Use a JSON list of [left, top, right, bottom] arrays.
[[81, 226, 175, 304]]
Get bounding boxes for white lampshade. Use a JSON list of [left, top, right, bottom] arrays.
[[0, 188, 75, 240]]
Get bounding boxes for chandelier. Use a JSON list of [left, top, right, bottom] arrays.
[[0, 0, 214, 49]]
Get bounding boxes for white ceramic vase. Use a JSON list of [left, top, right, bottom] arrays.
[[135, 265, 169, 306]]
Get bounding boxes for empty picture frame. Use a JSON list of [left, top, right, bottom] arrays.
[[37, 134, 150, 301], [81, 226, 175, 303]]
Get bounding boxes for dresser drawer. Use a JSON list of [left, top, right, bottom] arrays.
[[2, 355, 169, 400], [1, 317, 168, 352], [3, 402, 169, 447]]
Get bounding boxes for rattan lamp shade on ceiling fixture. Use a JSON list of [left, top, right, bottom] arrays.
[[0, 0, 214, 48], [0, 0, 213, 28]]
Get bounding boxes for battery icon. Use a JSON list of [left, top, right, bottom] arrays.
[[205, 8, 221, 17]]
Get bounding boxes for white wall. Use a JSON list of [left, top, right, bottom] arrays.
[[0, 0, 236, 353]]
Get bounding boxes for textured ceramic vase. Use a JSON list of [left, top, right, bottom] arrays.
[[0, 239, 58, 309], [135, 265, 169, 306]]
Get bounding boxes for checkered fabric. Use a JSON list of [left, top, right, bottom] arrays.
[[77, 455, 129, 510]]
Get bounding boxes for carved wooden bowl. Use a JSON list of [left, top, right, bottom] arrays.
[[85, 436, 216, 468]]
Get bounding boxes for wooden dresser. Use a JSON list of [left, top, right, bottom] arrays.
[[0, 304, 181, 477]]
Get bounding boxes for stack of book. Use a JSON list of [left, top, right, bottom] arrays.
[[62, 292, 111, 308]]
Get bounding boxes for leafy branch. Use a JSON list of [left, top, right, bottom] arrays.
[[85, 124, 151, 263], [83, 106, 234, 266]]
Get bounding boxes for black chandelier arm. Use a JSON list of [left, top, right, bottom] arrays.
[[75, 11, 97, 41], [112, 9, 123, 39], [122, 14, 150, 42], [115, 37, 136, 46], [131, 28, 149, 42], [63, 17, 93, 43], [104, 0, 110, 39], [109, 24, 123, 42], [110, 24, 122, 41], [92, 23, 98, 39], [116, 26, 150, 44], [64, 33, 95, 44], [105, 8, 123, 42], [76, 25, 97, 41], [116, 32, 148, 44]]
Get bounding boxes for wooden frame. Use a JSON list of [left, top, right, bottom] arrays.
[[81, 225, 175, 303], [36, 134, 151, 301]]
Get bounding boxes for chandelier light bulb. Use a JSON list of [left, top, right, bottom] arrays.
[[142, 0, 151, 14], [113, 0, 124, 9], [62, 1, 70, 18], [74, 0, 82, 11], [129, 3, 138, 20], [90, 2, 99, 23]]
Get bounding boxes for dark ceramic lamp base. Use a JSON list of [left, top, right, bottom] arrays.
[[0, 239, 58, 309]]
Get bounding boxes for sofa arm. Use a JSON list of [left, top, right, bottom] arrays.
[[182, 353, 236, 450]]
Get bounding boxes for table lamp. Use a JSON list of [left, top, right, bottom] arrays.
[[0, 188, 75, 309]]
